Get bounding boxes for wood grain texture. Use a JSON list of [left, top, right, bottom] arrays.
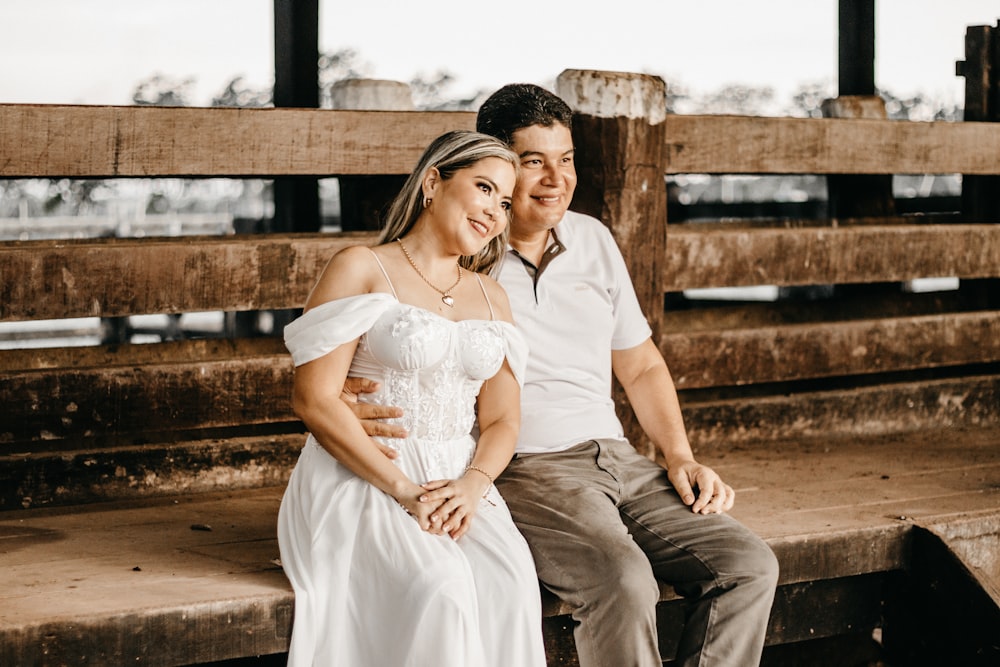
[[5, 105, 1000, 178], [0, 232, 377, 321], [663, 311, 1000, 389], [0, 105, 475, 177], [1, 354, 295, 445], [664, 223, 1000, 291], [662, 114, 1000, 175]]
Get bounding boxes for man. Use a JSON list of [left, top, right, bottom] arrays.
[[349, 83, 778, 667]]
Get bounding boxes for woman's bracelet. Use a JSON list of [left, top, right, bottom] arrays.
[[465, 465, 497, 506], [465, 465, 495, 486]]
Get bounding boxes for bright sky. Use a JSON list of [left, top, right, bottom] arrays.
[[2, 0, 998, 109]]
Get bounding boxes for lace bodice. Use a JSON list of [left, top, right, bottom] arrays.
[[284, 293, 528, 441]]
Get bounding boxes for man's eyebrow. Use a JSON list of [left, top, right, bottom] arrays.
[[517, 148, 576, 159]]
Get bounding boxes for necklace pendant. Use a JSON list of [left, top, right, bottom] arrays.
[[441, 294, 455, 307]]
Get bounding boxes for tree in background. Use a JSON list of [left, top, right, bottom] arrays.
[[212, 76, 272, 108], [132, 74, 196, 107]]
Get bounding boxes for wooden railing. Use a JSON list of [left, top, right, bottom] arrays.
[[2, 67, 1000, 505]]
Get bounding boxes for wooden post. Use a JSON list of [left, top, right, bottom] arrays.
[[822, 96, 896, 219], [838, 0, 876, 96], [956, 21, 1000, 307], [332, 80, 413, 231], [957, 22, 1000, 222], [556, 69, 668, 456], [822, 96, 899, 298], [272, 0, 321, 235]]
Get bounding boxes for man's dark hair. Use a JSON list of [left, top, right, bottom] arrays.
[[476, 83, 573, 147]]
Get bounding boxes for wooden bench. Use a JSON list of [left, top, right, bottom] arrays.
[[3, 62, 1000, 665]]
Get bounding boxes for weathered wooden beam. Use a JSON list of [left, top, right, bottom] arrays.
[[0, 434, 302, 510], [958, 23, 1000, 222], [0, 355, 296, 446], [558, 70, 668, 334], [0, 336, 286, 372], [663, 289, 994, 334], [0, 105, 475, 178], [680, 373, 1000, 449], [272, 0, 321, 233], [663, 311, 1000, 389], [0, 232, 377, 321], [664, 223, 1000, 291], [6, 223, 997, 325], [557, 70, 670, 451], [662, 114, 1000, 175], [5, 104, 1000, 179]]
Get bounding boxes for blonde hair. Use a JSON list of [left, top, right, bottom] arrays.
[[378, 130, 518, 274]]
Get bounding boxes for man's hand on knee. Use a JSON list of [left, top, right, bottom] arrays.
[[341, 377, 408, 451]]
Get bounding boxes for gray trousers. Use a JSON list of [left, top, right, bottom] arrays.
[[495, 439, 779, 667]]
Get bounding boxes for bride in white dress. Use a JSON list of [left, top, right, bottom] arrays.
[[278, 130, 546, 667]]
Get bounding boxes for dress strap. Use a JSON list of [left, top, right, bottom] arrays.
[[475, 273, 496, 321], [367, 248, 398, 299]]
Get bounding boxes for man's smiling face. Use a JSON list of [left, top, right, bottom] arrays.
[[508, 123, 577, 237]]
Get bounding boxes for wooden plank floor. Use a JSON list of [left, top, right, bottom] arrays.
[[1, 424, 998, 666]]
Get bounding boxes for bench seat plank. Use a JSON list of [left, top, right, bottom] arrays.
[[1, 425, 997, 666]]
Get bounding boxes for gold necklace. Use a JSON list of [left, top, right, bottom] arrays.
[[396, 238, 463, 307]]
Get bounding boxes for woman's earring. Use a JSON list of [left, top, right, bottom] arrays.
[[424, 197, 432, 208]]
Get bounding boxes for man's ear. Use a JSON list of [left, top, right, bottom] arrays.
[[421, 167, 441, 200]]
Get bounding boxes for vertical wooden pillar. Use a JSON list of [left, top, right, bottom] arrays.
[[823, 96, 898, 298], [957, 22, 1000, 222], [332, 79, 413, 231], [956, 21, 1000, 307], [822, 96, 896, 219], [556, 69, 668, 456], [838, 0, 876, 96], [272, 0, 320, 235]]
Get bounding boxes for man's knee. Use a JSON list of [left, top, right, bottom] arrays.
[[740, 537, 780, 585], [579, 549, 660, 614], [722, 537, 780, 601]]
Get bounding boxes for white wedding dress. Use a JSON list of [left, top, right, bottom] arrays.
[[278, 275, 546, 666]]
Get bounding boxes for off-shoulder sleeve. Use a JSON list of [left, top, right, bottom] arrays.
[[497, 322, 529, 387], [283, 293, 396, 366]]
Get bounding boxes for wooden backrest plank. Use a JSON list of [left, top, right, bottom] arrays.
[[0, 232, 378, 321], [0, 105, 475, 178], [4, 310, 996, 445], [5, 224, 1000, 322], [4, 105, 1000, 178], [663, 310, 1000, 389], [664, 223, 1000, 291], [681, 374, 1000, 447], [1, 356, 296, 446], [0, 337, 286, 372], [662, 114, 1000, 175]]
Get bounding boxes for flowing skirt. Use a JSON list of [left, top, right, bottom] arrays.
[[277, 435, 546, 667]]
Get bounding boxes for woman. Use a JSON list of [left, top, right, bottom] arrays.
[[278, 130, 545, 666]]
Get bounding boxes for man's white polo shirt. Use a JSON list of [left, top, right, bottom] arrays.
[[496, 210, 652, 454]]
